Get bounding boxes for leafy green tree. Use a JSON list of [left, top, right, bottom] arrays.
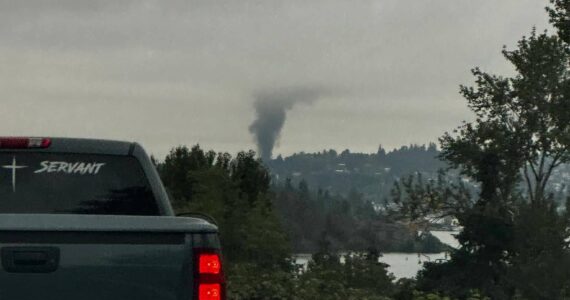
[[225, 262, 297, 300], [507, 200, 570, 300], [158, 145, 294, 297], [548, 0, 570, 44], [411, 290, 489, 300], [393, 4, 570, 298], [441, 29, 570, 299], [160, 146, 196, 207], [344, 251, 395, 296], [230, 150, 271, 206], [297, 253, 348, 299], [298, 250, 394, 300]]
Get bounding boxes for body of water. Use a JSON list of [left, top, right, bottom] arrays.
[[294, 231, 459, 279]]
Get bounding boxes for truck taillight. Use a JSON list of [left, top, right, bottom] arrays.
[[199, 284, 222, 300], [195, 250, 225, 300], [0, 137, 51, 149]]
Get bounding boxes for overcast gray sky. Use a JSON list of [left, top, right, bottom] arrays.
[[0, 0, 550, 158]]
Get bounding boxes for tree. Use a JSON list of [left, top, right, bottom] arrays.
[[548, 0, 570, 44], [158, 146, 300, 298], [443, 29, 570, 205], [160, 145, 195, 207], [230, 150, 271, 207], [297, 249, 395, 300], [393, 7, 570, 299], [507, 200, 570, 300]]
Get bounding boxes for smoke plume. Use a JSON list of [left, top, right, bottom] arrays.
[[249, 87, 321, 161]]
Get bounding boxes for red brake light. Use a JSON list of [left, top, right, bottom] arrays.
[[0, 137, 51, 149], [199, 254, 221, 274], [199, 284, 221, 300], [195, 250, 225, 300]]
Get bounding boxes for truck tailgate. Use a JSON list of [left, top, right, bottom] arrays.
[[0, 214, 217, 300]]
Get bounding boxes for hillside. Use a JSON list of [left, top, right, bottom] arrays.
[[267, 143, 445, 203]]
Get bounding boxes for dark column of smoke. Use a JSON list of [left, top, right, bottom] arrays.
[[249, 87, 321, 161]]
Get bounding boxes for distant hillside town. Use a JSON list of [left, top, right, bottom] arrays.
[[267, 143, 570, 206], [267, 143, 444, 203]]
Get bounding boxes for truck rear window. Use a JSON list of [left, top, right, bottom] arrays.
[[0, 153, 159, 215]]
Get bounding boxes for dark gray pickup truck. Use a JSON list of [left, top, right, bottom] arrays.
[[0, 137, 224, 300]]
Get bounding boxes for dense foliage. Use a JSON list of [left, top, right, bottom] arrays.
[[155, 145, 402, 299], [273, 179, 446, 253], [157, 146, 290, 268]]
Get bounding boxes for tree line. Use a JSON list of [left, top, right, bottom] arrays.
[[268, 143, 445, 203], [154, 145, 409, 299]]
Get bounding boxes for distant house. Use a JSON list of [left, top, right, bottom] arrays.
[[335, 163, 349, 174]]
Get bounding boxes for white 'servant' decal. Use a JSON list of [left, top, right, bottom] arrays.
[[34, 161, 106, 175]]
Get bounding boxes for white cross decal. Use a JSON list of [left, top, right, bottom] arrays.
[[2, 157, 27, 192]]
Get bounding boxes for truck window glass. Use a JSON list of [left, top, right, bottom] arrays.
[[0, 153, 159, 216]]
